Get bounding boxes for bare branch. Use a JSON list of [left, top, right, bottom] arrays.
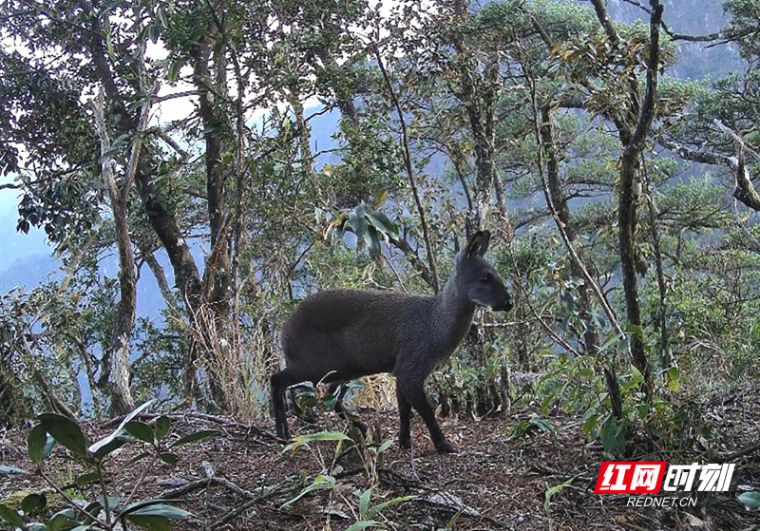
[[374, 44, 440, 293]]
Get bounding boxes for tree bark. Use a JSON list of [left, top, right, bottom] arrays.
[[615, 0, 664, 401], [92, 89, 140, 415]]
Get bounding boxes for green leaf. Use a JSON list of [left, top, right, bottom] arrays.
[[0, 465, 28, 475], [82, 501, 102, 523], [38, 413, 89, 458], [153, 416, 171, 441], [147, 23, 159, 44], [28, 424, 49, 463], [127, 515, 171, 531], [125, 421, 155, 444], [529, 416, 556, 435], [47, 509, 77, 531], [368, 495, 415, 519], [283, 431, 351, 453], [372, 189, 389, 209], [167, 60, 184, 84], [0, 504, 24, 527], [101, 140, 126, 161], [21, 492, 47, 514], [89, 400, 155, 457], [48, 509, 77, 531], [347, 209, 368, 239], [76, 472, 102, 487], [597, 333, 620, 354], [121, 498, 185, 516], [99, 0, 125, 17], [582, 414, 599, 438], [281, 475, 336, 508], [168, 430, 219, 448], [376, 440, 393, 454], [126, 504, 192, 519], [345, 521, 383, 531], [738, 491, 760, 510], [359, 489, 372, 519], [544, 476, 577, 513], [159, 452, 179, 464], [365, 210, 399, 242], [98, 495, 120, 512], [156, 7, 169, 29], [624, 323, 644, 339], [665, 367, 681, 392], [90, 434, 131, 460], [103, 15, 114, 58], [599, 416, 627, 454], [118, 400, 156, 427], [363, 225, 381, 258]]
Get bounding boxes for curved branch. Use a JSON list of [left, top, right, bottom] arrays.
[[374, 44, 440, 292]]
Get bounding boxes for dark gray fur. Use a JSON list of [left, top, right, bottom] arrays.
[[270, 231, 512, 453]]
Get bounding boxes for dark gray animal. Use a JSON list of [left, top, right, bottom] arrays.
[[271, 230, 512, 453]]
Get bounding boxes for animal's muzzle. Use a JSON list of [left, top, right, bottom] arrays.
[[493, 301, 514, 312]]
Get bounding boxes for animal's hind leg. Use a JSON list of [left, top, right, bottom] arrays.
[[271, 369, 298, 440], [328, 382, 368, 436]]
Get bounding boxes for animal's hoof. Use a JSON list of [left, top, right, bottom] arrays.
[[355, 421, 369, 436], [399, 437, 411, 449], [435, 441, 458, 454], [276, 426, 290, 441]]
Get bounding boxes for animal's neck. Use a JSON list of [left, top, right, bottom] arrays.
[[432, 273, 476, 341]]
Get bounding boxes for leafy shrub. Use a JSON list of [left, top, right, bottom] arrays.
[[0, 400, 218, 530]]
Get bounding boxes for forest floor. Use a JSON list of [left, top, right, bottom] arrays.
[[2, 389, 760, 531]]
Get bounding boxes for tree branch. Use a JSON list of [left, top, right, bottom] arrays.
[[374, 44, 440, 292]]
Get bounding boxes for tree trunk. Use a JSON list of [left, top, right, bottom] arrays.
[[590, 0, 664, 402], [539, 106, 598, 355], [109, 199, 138, 414], [192, 19, 233, 411], [616, 0, 664, 401], [92, 90, 138, 415], [642, 172, 670, 369], [619, 153, 652, 398]]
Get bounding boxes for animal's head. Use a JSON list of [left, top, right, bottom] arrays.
[[456, 230, 513, 312]]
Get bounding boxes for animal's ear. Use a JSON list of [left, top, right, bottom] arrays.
[[465, 230, 490, 258]]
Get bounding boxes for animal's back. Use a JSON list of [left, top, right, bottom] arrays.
[[281, 289, 430, 381]]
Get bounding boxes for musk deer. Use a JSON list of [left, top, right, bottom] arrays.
[[271, 230, 512, 453]]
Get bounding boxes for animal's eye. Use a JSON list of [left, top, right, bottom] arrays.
[[480, 274, 491, 283]]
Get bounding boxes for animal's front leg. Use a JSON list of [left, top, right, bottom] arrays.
[[396, 381, 411, 448], [398, 377, 457, 454]]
